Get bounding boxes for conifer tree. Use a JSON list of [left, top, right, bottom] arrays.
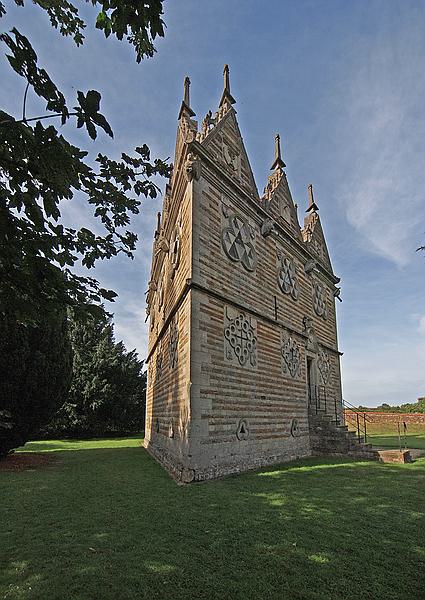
[[0, 311, 72, 457], [46, 311, 146, 436]]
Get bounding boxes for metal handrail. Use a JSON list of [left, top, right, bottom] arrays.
[[309, 385, 342, 426], [343, 399, 374, 422], [342, 401, 370, 443]]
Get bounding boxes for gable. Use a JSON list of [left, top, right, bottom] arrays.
[[263, 171, 302, 240], [200, 108, 259, 199], [302, 213, 333, 273]]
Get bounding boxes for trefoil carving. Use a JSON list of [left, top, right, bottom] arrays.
[[290, 418, 301, 438], [221, 213, 257, 272], [236, 419, 249, 441], [313, 281, 328, 319], [277, 253, 299, 300]]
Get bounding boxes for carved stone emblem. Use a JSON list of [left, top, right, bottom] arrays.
[[223, 142, 240, 172], [168, 320, 179, 369], [184, 130, 196, 144], [222, 213, 257, 271], [155, 351, 163, 381], [224, 308, 257, 368], [145, 279, 157, 317], [290, 418, 301, 438], [236, 419, 249, 441], [280, 197, 291, 222], [304, 259, 316, 274], [281, 335, 301, 378], [313, 281, 328, 319], [277, 254, 299, 300], [303, 317, 319, 353], [157, 275, 164, 311], [318, 349, 331, 384], [202, 110, 216, 134], [261, 218, 275, 237], [170, 229, 181, 277], [185, 152, 201, 182], [179, 403, 189, 439], [155, 233, 169, 256]]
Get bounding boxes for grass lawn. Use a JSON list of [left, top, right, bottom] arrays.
[[346, 421, 425, 450], [1, 438, 425, 600]]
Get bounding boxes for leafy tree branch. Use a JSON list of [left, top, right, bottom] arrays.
[[0, 2, 169, 324]]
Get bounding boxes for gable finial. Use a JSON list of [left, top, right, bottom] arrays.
[[219, 64, 236, 108], [184, 76, 190, 105], [178, 75, 196, 119], [306, 184, 319, 213], [270, 133, 286, 171]]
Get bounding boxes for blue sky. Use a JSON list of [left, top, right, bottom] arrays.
[[1, 0, 425, 406]]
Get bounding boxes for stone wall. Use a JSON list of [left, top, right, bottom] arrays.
[[145, 80, 347, 482], [347, 411, 425, 425]]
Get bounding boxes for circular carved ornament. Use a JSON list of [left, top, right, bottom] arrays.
[[222, 214, 257, 272], [278, 257, 299, 300], [313, 282, 327, 319]]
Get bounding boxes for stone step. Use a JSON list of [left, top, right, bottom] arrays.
[[309, 407, 378, 460]]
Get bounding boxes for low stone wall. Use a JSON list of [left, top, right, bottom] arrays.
[[344, 411, 425, 425]]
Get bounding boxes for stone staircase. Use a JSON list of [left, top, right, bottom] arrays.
[[309, 409, 379, 460]]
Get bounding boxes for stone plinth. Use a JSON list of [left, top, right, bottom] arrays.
[[377, 449, 412, 464]]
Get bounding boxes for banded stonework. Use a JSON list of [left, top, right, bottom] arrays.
[[144, 66, 354, 482]]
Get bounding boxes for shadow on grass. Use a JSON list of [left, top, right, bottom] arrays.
[[1, 447, 425, 600]]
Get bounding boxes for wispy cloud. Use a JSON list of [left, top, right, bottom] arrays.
[[334, 20, 425, 267], [112, 294, 149, 358]]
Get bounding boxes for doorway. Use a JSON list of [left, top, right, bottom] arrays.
[[306, 357, 316, 408]]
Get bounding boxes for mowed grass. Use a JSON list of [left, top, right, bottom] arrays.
[[347, 421, 425, 450], [1, 438, 425, 600]]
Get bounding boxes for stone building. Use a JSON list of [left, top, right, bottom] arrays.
[[144, 66, 374, 482]]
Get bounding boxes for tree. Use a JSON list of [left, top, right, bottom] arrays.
[[0, 311, 73, 457], [45, 311, 146, 436], [0, 1, 169, 324]]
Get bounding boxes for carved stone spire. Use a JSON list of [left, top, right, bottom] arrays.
[[305, 184, 319, 213], [270, 133, 286, 171], [219, 64, 236, 108], [178, 75, 196, 119]]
